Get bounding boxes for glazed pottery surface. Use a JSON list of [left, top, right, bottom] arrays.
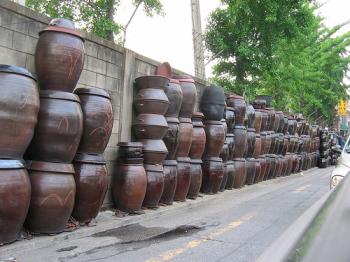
[[254, 109, 262, 133], [225, 107, 235, 133], [201, 157, 224, 194], [203, 120, 225, 157], [247, 104, 255, 128], [233, 158, 246, 188], [117, 142, 143, 160], [175, 118, 193, 158], [224, 161, 235, 190], [134, 88, 169, 115], [233, 125, 247, 158], [174, 157, 191, 201], [143, 164, 164, 208], [165, 79, 183, 117], [189, 113, 206, 159], [253, 134, 261, 158], [246, 128, 256, 157], [173, 76, 197, 118], [133, 114, 168, 140], [200, 86, 226, 121], [163, 117, 179, 160], [187, 159, 202, 199], [226, 95, 246, 125], [135, 75, 170, 90], [245, 158, 257, 185], [140, 139, 168, 165], [160, 160, 177, 205]]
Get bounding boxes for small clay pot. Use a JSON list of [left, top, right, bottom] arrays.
[[187, 159, 202, 199], [174, 157, 191, 201], [160, 160, 177, 205], [201, 157, 224, 194], [143, 164, 164, 208]]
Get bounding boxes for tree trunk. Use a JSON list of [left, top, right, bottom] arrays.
[[107, 0, 116, 42]]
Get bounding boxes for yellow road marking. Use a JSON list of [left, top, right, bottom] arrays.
[[294, 184, 312, 192], [144, 213, 256, 262]]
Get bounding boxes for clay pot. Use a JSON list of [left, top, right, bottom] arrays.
[[226, 95, 246, 125], [25, 161, 76, 234], [226, 134, 235, 161], [254, 109, 262, 133], [203, 120, 226, 157], [225, 107, 235, 133], [225, 161, 235, 189], [269, 132, 277, 154], [187, 159, 202, 199], [247, 128, 256, 157], [260, 132, 267, 155], [143, 164, 164, 208], [266, 108, 277, 131], [247, 104, 255, 128], [163, 117, 179, 160], [276, 111, 285, 133], [245, 158, 257, 185], [221, 119, 228, 137], [135, 75, 170, 90], [253, 158, 262, 183], [134, 88, 169, 115], [160, 160, 177, 205], [257, 156, 267, 182], [0, 160, 31, 245], [219, 139, 230, 163], [173, 76, 197, 118], [113, 163, 147, 213], [265, 132, 272, 155], [74, 87, 113, 154], [0, 66, 38, 159], [164, 79, 183, 118], [233, 125, 247, 158], [200, 86, 226, 121], [268, 155, 277, 179], [220, 163, 229, 191], [283, 116, 289, 134], [201, 157, 224, 194], [133, 114, 168, 140], [140, 139, 168, 165], [174, 157, 191, 201], [117, 142, 143, 160], [72, 154, 108, 223], [253, 133, 261, 157], [175, 117, 193, 157], [35, 19, 84, 92], [26, 91, 83, 163], [258, 109, 268, 132], [233, 158, 246, 188], [189, 112, 206, 159]]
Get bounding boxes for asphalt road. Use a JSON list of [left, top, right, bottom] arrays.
[[63, 166, 332, 262]]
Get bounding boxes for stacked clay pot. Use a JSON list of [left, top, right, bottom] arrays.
[[200, 86, 226, 194], [134, 75, 170, 208]]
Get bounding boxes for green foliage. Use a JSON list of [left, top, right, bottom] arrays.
[[205, 0, 350, 125], [26, 0, 163, 41]]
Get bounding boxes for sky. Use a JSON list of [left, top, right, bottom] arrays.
[[116, 0, 350, 77]]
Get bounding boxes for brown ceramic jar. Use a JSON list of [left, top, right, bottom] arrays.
[[117, 142, 143, 161], [254, 159, 262, 184], [233, 158, 246, 188], [225, 107, 235, 133], [160, 160, 177, 205], [133, 114, 168, 140], [173, 76, 197, 118], [226, 134, 235, 161], [176, 117, 193, 157], [276, 111, 285, 133], [0, 65, 40, 159], [219, 139, 230, 163], [189, 112, 206, 159], [74, 87, 113, 154], [187, 159, 202, 199], [174, 157, 191, 201], [134, 88, 169, 115], [164, 79, 183, 118], [253, 133, 261, 157], [247, 128, 256, 157], [140, 139, 168, 165], [257, 156, 267, 182], [72, 154, 108, 223], [233, 125, 247, 158], [26, 91, 83, 163], [225, 161, 235, 190], [200, 85, 226, 121], [201, 157, 224, 194], [254, 109, 262, 133], [265, 132, 272, 155], [203, 120, 226, 157], [220, 163, 228, 192], [245, 158, 257, 185], [269, 132, 277, 154], [247, 104, 255, 128], [25, 161, 76, 234], [221, 119, 228, 137], [135, 75, 170, 90], [35, 19, 84, 92], [113, 162, 147, 213], [267, 155, 277, 179], [226, 95, 246, 125], [143, 164, 164, 208], [258, 109, 268, 132], [163, 117, 179, 160], [0, 160, 31, 245]]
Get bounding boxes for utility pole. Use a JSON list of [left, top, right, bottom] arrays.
[[191, 0, 206, 80]]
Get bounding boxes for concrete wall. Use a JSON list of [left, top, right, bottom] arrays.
[[0, 0, 208, 208]]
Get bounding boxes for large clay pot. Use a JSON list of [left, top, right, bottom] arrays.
[[220, 163, 229, 191], [135, 75, 170, 90], [74, 87, 113, 154], [225, 107, 235, 133], [225, 161, 235, 189], [172, 76, 197, 118], [266, 108, 277, 131], [117, 142, 143, 161], [35, 19, 84, 92], [25, 161, 76, 234], [189, 112, 206, 159], [258, 109, 268, 132], [164, 79, 183, 118], [247, 104, 255, 128], [257, 156, 267, 182], [187, 159, 202, 199], [200, 86, 226, 121], [267, 155, 277, 179], [0, 65, 40, 159], [254, 109, 262, 133], [245, 158, 257, 185], [265, 132, 272, 155], [143, 165, 164, 208], [133, 114, 168, 139], [253, 133, 261, 157], [269, 132, 277, 154], [0, 160, 31, 245], [160, 160, 177, 205], [176, 117, 193, 157], [233, 158, 246, 188], [174, 157, 191, 201], [283, 116, 289, 134], [26, 91, 83, 163], [140, 139, 168, 165], [113, 163, 147, 213], [260, 132, 268, 155], [221, 119, 228, 137], [203, 120, 226, 157], [226, 95, 246, 125], [233, 125, 247, 158], [226, 133, 235, 161], [134, 88, 169, 115], [163, 117, 179, 160], [247, 128, 256, 157], [219, 139, 230, 163], [201, 157, 224, 194], [72, 154, 108, 223], [276, 111, 285, 133]]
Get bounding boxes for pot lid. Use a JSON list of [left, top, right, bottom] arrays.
[[40, 90, 81, 103], [40, 25, 84, 41], [176, 157, 191, 163], [0, 159, 25, 169], [73, 153, 106, 164], [166, 117, 180, 124], [27, 161, 75, 174], [118, 142, 143, 148], [0, 64, 36, 81], [133, 114, 168, 127], [144, 164, 164, 172], [140, 139, 168, 153], [202, 157, 223, 162], [171, 75, 195, 83], [191, 159, 203, 164], [74, 87, 110, 99], [163, 160, 177, 166]]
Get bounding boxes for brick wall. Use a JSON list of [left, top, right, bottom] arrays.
[[0, 0, 208, 208]]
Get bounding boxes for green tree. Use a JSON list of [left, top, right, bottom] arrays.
[[25, 0, 163, 42]]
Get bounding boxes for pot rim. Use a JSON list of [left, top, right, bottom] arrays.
[[179, 117, 192, 123], [176, 157, 191, 163], [40, 90, 81, 103], [144, 164, 164, 172], [163, 160, 178, 166], [0, 64, 36, 81], [0, 159, 25, 169], [39, 26, 85, 41], [118, 142, 143, 148], [27, 161, 75, 174], [74, 87, 110, 99], [165, 117, 180, 124], [202, 157, 223, 162], [191, 159, 203, 164], [73, 153, 106, 164]]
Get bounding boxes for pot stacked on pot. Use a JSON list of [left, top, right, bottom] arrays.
[[0, 65, 39, 245], [318, 129, 331, 168], [24, 18, 85, 234]]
